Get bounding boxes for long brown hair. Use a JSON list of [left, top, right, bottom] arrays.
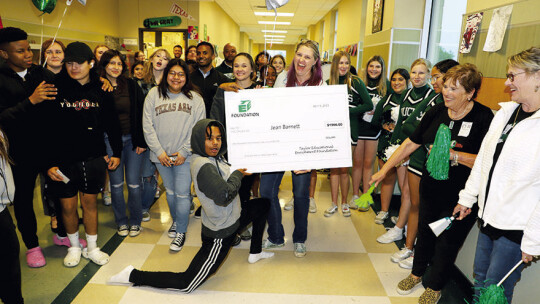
[[143, 48, 171, 85], [362, 55, 387, 96], [0, 131, 12, 165], [329, 51, 352, 88]]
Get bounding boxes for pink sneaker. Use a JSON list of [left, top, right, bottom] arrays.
[[26, 247, 46, 268], [53, 234, 87, 248]]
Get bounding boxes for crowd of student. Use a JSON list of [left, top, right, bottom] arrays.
[[0, 25, 539, 304]]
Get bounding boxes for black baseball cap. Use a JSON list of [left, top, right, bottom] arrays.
[[64, 41, 94, 63]]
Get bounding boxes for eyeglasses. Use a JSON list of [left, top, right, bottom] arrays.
[[506, 71, 527, 82]]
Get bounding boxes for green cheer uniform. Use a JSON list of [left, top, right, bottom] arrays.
[[328, 75, 373, 144], [371, 91, 404, 161], [361, 78, 392, 140], [403, 93, 444, 175], [391, 85, 436, 176]]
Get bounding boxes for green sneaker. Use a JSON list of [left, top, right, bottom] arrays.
[[262, 239, 284, 249], [294, 242, 306, 258]]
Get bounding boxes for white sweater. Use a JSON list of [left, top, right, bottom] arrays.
[[458, 101, 540, 254]]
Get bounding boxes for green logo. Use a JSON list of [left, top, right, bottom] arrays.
[[239, 100, 251, 112]]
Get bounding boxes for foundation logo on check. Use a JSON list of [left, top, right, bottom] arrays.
[[239, 100, 251, 112]]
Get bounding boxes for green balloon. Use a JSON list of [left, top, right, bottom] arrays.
[[32, 0, 57, 14]]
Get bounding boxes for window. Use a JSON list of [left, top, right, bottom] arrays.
[[423, 0, 467, 64]]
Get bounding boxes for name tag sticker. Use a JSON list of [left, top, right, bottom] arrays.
[[458, 122, 473, 137]]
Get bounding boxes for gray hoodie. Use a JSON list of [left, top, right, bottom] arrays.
[[143, 87, 206, 163], [190, 119, 243, 238]]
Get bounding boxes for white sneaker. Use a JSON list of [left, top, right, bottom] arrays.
[[64, 246, 82, 267], [374, 211, 389, 224], [399, 255, 414, 269], [283, 198, 294, 211], [391, 216, 399, 224], [341, 203, 351, 217], [377, 226, 403, 244], [348, 195, 359, 210], [391, 247, 413, 263], [103, 191, 112, 206], [309, 197, 317, 213], [83, 247, 110, 265], [324, 205, 338, 217]]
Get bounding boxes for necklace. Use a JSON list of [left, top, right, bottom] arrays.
[[512, 104, 522, 127], [449, 102, 473, 120]]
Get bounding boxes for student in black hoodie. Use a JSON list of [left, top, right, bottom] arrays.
[[0, 27, 56, 268], [45, 42, 122, 268]]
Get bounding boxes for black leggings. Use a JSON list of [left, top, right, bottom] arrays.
[[130, 198, 270, 293], [12, 164, 41, 249], [0, 208, 24, 304]]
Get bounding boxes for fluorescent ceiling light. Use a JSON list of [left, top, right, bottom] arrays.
[[264, 35, 286, 38], [255, 12, 294, 17], [258, 21, 291, 25], [262, 30, 288, 33], [265, 41, 283, 44]]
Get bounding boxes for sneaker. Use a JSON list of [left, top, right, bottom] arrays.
[[324, 205, 338, 217], [64, 246, 82, 267], [233, 234, 242, 247], [262, 239, 285, 249], [377, 226, 403, 244], [341, 203, 351, 217], [374, 211, 389, 224], [399, 255, 414, 269], [168, 222, 177, 238], [54, 234, 87, 248], [309, 197, 317, 213], [129, 225, 142, 237], [194, 206, 202, 219], [418, 287, 441, 304], [103, 191, 112, 206], [283, 197, 294, 211], [170, 233, 185, 251], [396, 274, 422, 295], [190, 201, 195, 214], [82, 247, 109, 265], [117, 225, 129, 237], [348, 195, 359, 210], [391, 216, 399, 224], [26, 247, 46, 268], [391, 247, 413, 263], [142, 211, 151, 222], [294, 242, 306, 258], [240, 228, 252, 241]]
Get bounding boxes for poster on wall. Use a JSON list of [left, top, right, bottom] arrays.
[[170, 3, 195, 21], [372, 0, 384, 34], [483, 5, 513, 52], [459, 12, 483, 54], [188, 26, 199, 40]]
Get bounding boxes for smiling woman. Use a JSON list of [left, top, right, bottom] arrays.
[[41, 38, 65, 74]]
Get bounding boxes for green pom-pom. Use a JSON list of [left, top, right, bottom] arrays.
[[426, 124, 452, 180], [470, 284, 508, 304], [354, 184, 376, 208]]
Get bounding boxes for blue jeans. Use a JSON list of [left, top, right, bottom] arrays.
[[106, 134, 143, 226], [473, 231, 525, 303], [141, 151, 158, 212], [155, 161, 191, 233], [260, 171, 310, 244]]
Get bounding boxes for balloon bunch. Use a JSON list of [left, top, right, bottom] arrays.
[[32, 0, 58, 14]]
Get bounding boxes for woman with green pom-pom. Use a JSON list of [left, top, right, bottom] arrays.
[[455, 47, 540, 303], [370, 64, 494, 303]]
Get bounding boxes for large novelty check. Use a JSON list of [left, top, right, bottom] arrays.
[[224, 85, 352, 172]]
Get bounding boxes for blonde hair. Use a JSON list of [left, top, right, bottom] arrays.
[[329, 51, 352, 88], [507, 46, 540, 73], [143, 48, 172, 84], [0, 130, 12, 165], [410, 58, 432, 72], [362, 55, 387, 96]]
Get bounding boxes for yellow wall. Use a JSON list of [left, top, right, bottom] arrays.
[[199, 1, 240, 53], [0, 0, 119, 46], [335, 0, 363, 47]]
